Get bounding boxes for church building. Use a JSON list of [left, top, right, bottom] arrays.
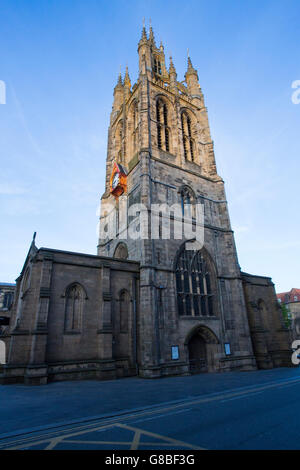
[[0, 26, 291, 385]]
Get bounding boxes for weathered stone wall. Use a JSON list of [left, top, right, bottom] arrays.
[[0, 248, 139, 384], [1, 28, 292, 385], [98, 30, 259, 376], [242, 272, 292, 369]]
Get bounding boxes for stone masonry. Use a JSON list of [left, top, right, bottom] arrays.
[[0, 26, 292, 385]]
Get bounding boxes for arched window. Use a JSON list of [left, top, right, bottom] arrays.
[[127, 100, 139, 159], [132, 101, 138, 154], [181, 111, 195, 162], [175, 245, 215, 317], [115, 120, 123, 163], [114, 242, 128, 260], [156, 98, 170, 152], [153, 57, 162, 75], [64, 284, 85, 332], [179, 186, 195, 218]]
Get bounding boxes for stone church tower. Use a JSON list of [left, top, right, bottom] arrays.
[[0, 26, 291, 385], [97, 25, 266, 376]]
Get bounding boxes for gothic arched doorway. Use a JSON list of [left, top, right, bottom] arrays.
[[186, 325, 219, 374], [188, 334, 207, 373]]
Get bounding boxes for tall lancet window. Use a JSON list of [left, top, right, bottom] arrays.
[[115, 120, 124, 163], [179, 186, 195, 218], [175, 245, 215, 317], [156, 98, 170, 153], [132, 101, 138, 153], [154, 57, 162, 75], [64, 284, 85, 332], [181, 111, 195, 162]]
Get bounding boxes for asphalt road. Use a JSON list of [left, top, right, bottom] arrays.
[[1, 367, 300, 450]]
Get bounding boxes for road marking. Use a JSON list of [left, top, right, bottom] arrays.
[[64, 439, 133, 446], [2, 375, 300, 450], [131, 430, 141, 450], [6, 422, 204, 450], [221, 391, 264, 403], [117, 423, 205, 450], [131, 408, 191, 424], [45, 437, 64, 450], [276, 381, 300, 390]]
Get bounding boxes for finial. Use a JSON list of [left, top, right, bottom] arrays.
[[33, 232, 36, 243], [149, 19, 155, 45], [187, 55, 196, 71], [169, 56, 176, 75], [115, 68, 123, 89], [187, 48, 190, 58], [118, 67, 122, 83], [139, 18, 147, 43], [185, 54, 198, 80], [124, 65, 131, 88]]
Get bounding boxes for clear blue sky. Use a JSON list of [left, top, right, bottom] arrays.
[[0, 0, 299, 293]]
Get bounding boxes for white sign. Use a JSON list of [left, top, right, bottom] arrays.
[[171, 346, 179, 360]]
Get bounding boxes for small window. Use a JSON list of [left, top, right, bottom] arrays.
[[3, 292, 13, 309], [294, 296, 298, 302]]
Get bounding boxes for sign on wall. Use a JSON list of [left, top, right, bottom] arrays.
[[171, 346, 179, 360]]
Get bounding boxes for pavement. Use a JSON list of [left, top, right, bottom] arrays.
[[1, 367, 300, 450]]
